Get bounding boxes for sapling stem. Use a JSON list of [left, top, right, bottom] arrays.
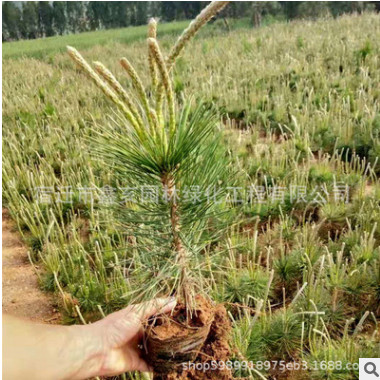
[[161, 172, 194, 311]]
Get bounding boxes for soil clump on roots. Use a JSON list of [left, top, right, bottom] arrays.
[[144, 296, 234, 379]]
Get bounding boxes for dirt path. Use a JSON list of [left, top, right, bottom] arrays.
[[2, 209, 60, 323]]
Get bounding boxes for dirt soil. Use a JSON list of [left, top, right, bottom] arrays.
[[149, 301, 234, 380], [2, 209, 60, 323]]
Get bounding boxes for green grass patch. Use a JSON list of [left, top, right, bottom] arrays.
[[2, 20, 190, 60]]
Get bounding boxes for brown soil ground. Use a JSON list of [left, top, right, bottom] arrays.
[[2, 209, 60, 323]]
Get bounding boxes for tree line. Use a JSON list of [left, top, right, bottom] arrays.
[[3, 1, 380, 42]]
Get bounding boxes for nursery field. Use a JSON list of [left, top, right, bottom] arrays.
[[2, 11, 380, 379]]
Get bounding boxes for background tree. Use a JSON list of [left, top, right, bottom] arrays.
[[2, 1, 22, 41], [280, 1, 301, 19], [298, 2, 331, 19], [251, 2, 281, 27], [2, 1, 380, 42], [328, 2, 355, 17], [53, 2, 67, 35], [160, 1, 178, 22], [66, 1, 85, 33], [38, 2, 54, 37], [225, 2, 251, 19], [180, 2, 204, 19], [96, 2, 113, 29], [113, 2, 129, 28], [21, 2, 38, 39], [148, 1, 162, 19], [86, 1, 101, 30], [135, 2, 148, 25]]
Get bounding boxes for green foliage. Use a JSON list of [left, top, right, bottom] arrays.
[[307, 336, 380, 380], [245, 310, 303, 361], [274, 250, 303, 285], [223, 265, 271, 304], [93, 101, 235, 300]]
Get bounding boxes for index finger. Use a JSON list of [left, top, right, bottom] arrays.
[[125, 297, 177, 321]]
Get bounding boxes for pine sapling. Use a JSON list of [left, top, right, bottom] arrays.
[[67, 2, 234, 378]]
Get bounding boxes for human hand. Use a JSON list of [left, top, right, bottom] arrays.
[[72, 297, 176, 379]]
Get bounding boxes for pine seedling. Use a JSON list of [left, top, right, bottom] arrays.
[[67, 2, 231, 312]]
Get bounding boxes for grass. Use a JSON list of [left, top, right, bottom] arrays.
[[2, 17, 253, 60], [2, 21, 190, 60], [2, 12, 380, 379]]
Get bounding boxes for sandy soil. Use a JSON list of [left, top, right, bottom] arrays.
[[2, 209, 60, 323]]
